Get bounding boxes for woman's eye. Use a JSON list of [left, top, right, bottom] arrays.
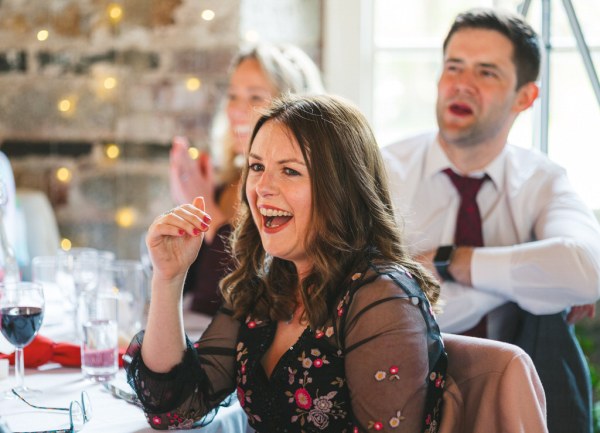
[[249, 163, 263, 172], [250, 95, 268, 105], [284, 167, 300, 176]]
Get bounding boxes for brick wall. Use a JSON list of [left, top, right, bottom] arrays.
[[0, 0, 321, 259]]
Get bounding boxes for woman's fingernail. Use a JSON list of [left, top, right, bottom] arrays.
[[193, 228, 201, 236], [203, 215, 212, 224], [178, 229, 185, 236], [201, 221, 209, 230]]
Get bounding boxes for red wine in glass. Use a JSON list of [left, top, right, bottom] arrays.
[[0, 306, 44, 347], [0, 282, 45, 397]]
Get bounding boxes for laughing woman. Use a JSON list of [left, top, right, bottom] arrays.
[[126, 95, 447, 432]]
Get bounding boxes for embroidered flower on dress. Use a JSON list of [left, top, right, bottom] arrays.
[[389, 410, 405, 427], [368, 420, 384, 430], [308, 409, 330, 429], [374, 370, 387, 381], [295, 388, 312, 410], [313, 395, 334, 412], [302, 357, 313, 369]]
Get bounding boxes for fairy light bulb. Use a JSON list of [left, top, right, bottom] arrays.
[[108, 3, 123, 24], [57, 99, 72, 112], [56, 167, 72, 183], [115, 207, 136, 228], [61, 238, 72, 251], [186, 77, 201, 92], [187, 147, 199, 160], [105, 143, 120, 159], [103, 77, 117, 90], [201, 10, 215, 21], [37, 30, 49, 41]]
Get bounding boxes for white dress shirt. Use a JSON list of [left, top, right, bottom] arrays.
[[382, 132, 600, 333]]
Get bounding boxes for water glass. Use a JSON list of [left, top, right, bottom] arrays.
[[100, 260, 147, 345], [79, 293, 118, 382], [31, 256, 62, 329], [56, 248, 99, 339]]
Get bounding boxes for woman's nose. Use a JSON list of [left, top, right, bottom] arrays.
[[255, 171, 277, 197], [228, 100, 250, 120]]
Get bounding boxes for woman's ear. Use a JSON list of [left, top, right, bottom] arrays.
[[514, 82, 539, 112]]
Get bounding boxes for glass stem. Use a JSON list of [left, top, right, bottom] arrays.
[[14, 347, 24, 390]]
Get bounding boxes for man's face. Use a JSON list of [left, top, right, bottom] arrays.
[[436, 28, 522, 148]]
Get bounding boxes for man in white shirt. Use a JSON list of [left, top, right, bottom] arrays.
[[383, 8, 600, 433]]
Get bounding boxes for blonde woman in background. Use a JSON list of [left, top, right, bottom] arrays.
[[168, 44, 325, 315]]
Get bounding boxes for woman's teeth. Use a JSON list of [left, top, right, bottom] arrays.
[[259, 208, 292, 217]]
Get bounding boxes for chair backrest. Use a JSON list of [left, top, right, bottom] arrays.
[[16, 188, 61, 280], [439, 333, 548, 433]]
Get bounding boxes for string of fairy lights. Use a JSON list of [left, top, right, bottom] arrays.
[[29, 3, 260, 250]]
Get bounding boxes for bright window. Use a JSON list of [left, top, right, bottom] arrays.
[[370, 0, 600, 208]]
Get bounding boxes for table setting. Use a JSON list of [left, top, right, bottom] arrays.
[[0, 245, 248, 433]]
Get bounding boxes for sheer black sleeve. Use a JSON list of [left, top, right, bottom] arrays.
[[125, 307, 240, 430], [340, 266, 446, 432]]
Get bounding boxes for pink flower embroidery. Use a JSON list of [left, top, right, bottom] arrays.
[[313, 358, 324, 368], [152, 416, 162, 425], [294, 388, 312, 410]]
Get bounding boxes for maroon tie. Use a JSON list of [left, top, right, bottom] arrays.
[[444, 168, 488, 337]]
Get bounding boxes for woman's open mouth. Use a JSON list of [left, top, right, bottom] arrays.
[[259, 207, 293, 230]]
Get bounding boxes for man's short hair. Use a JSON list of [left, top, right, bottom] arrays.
[[443, 8, 541, 89]]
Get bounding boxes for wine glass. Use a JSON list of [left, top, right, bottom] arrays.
[[56, 248, 99, 340], [0, 281, 45, 396]]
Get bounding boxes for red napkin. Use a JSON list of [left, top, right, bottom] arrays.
[[0, 335, 126, 368]]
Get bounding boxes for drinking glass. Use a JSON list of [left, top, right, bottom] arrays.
[[79, 292, 118, 382], [0, 281, 45, 396], [101, 260, 147, 343], [56, 248, 99, 339], [31, 256, 62, 329]]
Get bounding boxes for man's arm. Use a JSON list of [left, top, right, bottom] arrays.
[[471, 171, 600, 314]]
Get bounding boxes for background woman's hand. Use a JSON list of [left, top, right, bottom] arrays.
[[146, 197, 212, 281], [169, 136, 217, 207]]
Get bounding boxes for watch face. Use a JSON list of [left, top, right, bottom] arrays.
[[434, 245, 455, 264]]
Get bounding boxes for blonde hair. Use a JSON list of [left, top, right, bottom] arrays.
[[211, 44, 325, 185]]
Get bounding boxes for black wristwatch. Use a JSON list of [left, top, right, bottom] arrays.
[[434, 245, 456, 282]]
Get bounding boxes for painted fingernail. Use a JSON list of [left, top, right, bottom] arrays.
[[201, 221, 209, 230], [203, 215, 212, 224], [178, 229, 185, 236], [193, 228, 201, 236]]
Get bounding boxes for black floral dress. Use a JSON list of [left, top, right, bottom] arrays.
[[126, 262, 447, 432]]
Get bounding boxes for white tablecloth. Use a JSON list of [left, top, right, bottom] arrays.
[[1, 367, 249, 432], [1, 300, 249, 432]]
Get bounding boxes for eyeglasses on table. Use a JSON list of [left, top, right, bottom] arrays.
[[11, 389, 92, 433]]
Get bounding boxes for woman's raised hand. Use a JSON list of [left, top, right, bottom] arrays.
[[146, 197, 211, 281]]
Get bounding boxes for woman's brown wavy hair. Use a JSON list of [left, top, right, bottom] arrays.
[[221, 94, 439, 328]]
